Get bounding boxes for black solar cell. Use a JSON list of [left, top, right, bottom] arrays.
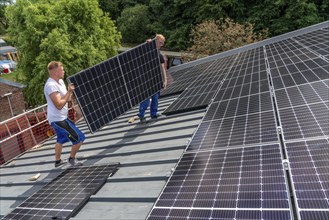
[[300, 211, 329, 220], [163, 81, 221, 115], [294, 27, 329, 60], [279, 102, 329, 140], [148, 145, 291, 219], [162, 54, 238, 115], [286, 139, 329, 219], [3, 164, 119, 220], [160, 60, 217, 97]]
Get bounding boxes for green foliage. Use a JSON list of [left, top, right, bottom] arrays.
[[246, 0, 323, 36], [98, 0, 149, 20], [6, 0, 121, 107], [315, 0, 329, 20], [117, 4, 151, 43], [0, 0, 13, 34], [274, 1, 322, 35], [0, 70, 22, 81], [147, 0, 195, 51], [99, 0, 327, 51]]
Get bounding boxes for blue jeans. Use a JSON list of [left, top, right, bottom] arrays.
[[138, 93, 159, 118]]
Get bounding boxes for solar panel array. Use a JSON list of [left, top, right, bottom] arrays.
[[265, 27, 329, 219], [285, 139, 329, 220], [148, 23, 329, 219], [160, 66, 193, 96], [160, 61, 215, 97], [149, 145, 291, 220], [162, 55, 238, 115], [68, 40, 163, 133], [161, 26, 329, 116], [3, 163, 119, 220], [293, 28, 329, 60]]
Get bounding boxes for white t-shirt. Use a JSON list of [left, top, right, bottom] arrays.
[[44, 78, 68, 123]]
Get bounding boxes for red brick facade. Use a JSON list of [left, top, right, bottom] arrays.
[[0, 81, 26, 121]]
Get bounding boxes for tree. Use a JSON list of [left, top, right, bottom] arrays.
[[313, 0, 329, 20], [246, 0, 323, 36], [117, 4, 151, 43], [98, 0, 327, 51], [98, 0, 150, 20], [147, 0, 194, 51], [147, 0, 245, 51], [0, 0, 13, 34], [6, 0, 121, 107], [185, 18, 268, 60]]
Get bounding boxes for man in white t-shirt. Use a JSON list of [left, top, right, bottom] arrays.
[[44, 61, 85, 167]]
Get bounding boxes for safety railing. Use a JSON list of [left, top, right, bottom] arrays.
[[0, 102, 82, 165]]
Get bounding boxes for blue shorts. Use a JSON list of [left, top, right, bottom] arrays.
[[51, 119, 85, 145]]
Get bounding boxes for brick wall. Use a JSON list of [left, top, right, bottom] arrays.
[[0, 83, 25, 121]]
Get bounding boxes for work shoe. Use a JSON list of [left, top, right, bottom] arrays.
[[68, 157, 83, 166], [139, 117, 147, 123], [54, 159, 66, 168], [151, 113, 161, 119]]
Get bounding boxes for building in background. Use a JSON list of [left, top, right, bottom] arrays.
[[0, 39, 18, 74], [0, 78, 26, 121]]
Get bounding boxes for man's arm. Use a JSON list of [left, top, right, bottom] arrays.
[[161, 63, 167, 89], [146, 37, 167, 88], [49, 84, 74, 110]]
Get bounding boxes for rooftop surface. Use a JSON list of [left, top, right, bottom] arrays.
[[0, 95, 205, 219]]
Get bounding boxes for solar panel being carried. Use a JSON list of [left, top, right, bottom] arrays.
[[68, 39, 163, 133], [147, 21, 329, 220]]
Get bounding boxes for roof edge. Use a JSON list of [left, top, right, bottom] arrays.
[[0, 78, 26, 89]]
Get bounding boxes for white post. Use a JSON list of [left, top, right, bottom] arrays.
[[2, 92, 13, 117]]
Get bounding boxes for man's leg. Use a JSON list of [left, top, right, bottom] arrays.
[[65, 119, 85, 166], [52, 121, 68, 167], [150, 93, 159, 118], [53, 119, 85, 166], [55, 142, 63, 161], [54, 142, 67, 167], [68, 140, 83, 166], [138, 98, 150, 119], [70, 141, 83, 159]]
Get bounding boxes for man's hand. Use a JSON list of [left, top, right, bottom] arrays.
[[67, 83, 75, 102], [163, 80, 167, 89], [68, 83, 75, 93]]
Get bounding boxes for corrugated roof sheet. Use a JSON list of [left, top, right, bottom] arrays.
[[0, 95, 205, 219]]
